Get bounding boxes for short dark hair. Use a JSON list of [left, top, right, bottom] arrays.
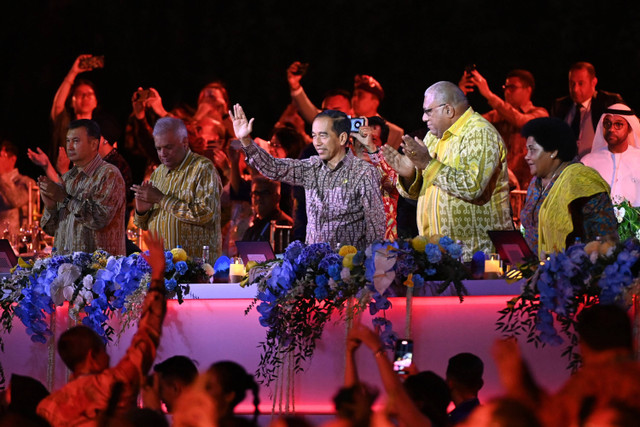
[[446, 352, 484, 392], [576, 304, 632, 352], [251, 176, 280, 195], [323, 89, 351, 104], [521, 117, 577, 161], [314, 110, 350, 139], [507, 69, 535, 92], [0, 139, 18, 158], [58, 325, 104, 371], [404, 371, 451, 426], [570, 62, 597, 79], [69, 119, 101, 140], [269, 126, 306, 159], [154, 355, 199, 386], [367, 116, 390, 144]]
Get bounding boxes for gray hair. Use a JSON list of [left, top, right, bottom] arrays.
[[424, 81, 468, 108], [153, 117, 188, 140]]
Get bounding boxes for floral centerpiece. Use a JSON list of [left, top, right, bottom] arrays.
[[244, 236, 469, 386], [0, 246, 212, 347], [614, 200, 640, 242], [496, 238, 640, 371]]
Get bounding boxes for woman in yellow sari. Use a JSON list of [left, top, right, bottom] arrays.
[[520, 118, 617, 257]]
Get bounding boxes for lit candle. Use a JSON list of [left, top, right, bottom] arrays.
[[229, 261, 245, 283], [484, 254, 501, 277]]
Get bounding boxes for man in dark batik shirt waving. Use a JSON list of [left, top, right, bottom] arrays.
[[230, 104, 385, 250]]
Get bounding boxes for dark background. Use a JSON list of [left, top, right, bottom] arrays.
[[1, 0, 639, 179]]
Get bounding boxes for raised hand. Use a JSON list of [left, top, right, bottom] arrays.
[[286, 61, 305, 91], [27, 147, 51, 169], [56, 147, 70, 175], [70, 54, 93, 75], [229, 104, 255, 144], [141, 232, 166, 282], [146, 88, 168, 118]]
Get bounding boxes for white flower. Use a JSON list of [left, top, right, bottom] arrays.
[[614, 206, 625, 223], [202, 263, 214, 276], [50, 264, 82, 306], [635, 229, 640, 241], [82, 274, 94, 290]]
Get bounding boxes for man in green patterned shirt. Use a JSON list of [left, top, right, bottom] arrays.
[[383, 81, 513, 261], [133, 117, 222, 261]]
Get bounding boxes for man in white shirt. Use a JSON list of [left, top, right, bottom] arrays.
[[582, 104, 640, 206]]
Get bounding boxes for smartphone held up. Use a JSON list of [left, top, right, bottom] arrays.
[[393, 338, 413, 375]]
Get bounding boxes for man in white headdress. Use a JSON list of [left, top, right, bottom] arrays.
[[582, 103, 640, 206]]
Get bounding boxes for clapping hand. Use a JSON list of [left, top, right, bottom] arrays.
[[229, 104, 255, 144], [382, 145, 416, 180], [400, 135, 432, 170]]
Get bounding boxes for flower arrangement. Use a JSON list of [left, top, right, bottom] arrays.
[[496, 238, 640, 371], [244, 236, 468, 386], [0, 247, 212, 346], [614, 200, 640, 242]]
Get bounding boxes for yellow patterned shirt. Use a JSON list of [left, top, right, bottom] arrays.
[[134, 150, 222, 260], [397, 108, 513, 261]]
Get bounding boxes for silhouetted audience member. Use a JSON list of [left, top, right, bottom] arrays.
[[202, 360, 260, 427], [446, 353, 484, 425], [36, 234, 166, 426], [142, 355, 199, 414], [346, 320, 437, 426], [460, 397, 541, 427], [0, 374, 50, 426], [493, 304, 640, 427]]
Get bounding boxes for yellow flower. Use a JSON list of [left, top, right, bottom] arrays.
[[404, 273, 414, 288], [17, 257, 32, 269], [338, 245, 358, 257], [171, 248, 188, 262], [411, 236, 428, 252], [343, 253, 355, 269], [246, 261, 257, 271]]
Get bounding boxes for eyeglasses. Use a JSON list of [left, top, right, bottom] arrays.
[[602, 120, 627, 130], [73, 92, 95, 99], [502, 84, 524, 91], [423, 104, 446, 117]]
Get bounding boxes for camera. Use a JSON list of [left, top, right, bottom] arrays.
[[79, 55, 105, 70], [290, 62, 309, 76], [464, 63, 477, 75], [393, 339, 414, 375], [350, 117, 366, 133], [134, 89, 152, 102]]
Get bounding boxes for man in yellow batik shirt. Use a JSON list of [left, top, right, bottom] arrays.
[[383, 81, 513, 261], [133, 117, 222, 260]]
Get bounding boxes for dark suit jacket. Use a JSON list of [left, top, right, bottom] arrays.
[[550, 90, 624, 131]]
